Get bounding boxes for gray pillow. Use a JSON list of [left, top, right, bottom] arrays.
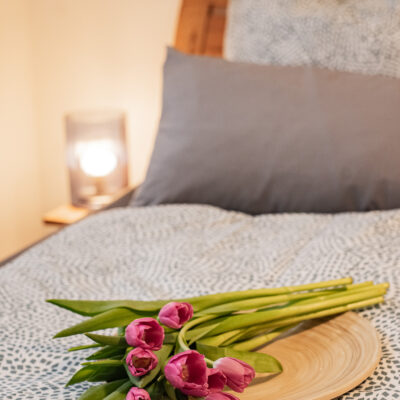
[[133, 48, 400, 214]]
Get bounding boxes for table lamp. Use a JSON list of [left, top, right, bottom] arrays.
[[65, 110, 129, 209]]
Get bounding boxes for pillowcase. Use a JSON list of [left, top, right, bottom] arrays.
[[133, 48, 400, 214], [225, 0, 400, 78]]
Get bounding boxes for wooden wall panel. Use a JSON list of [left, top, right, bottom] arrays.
[[175, 0, 228, 57]]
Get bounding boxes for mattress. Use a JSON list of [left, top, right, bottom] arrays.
[[0, 204, 399, 399]]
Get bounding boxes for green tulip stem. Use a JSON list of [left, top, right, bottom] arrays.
[[185, 282, 382, 345], [221, 288, 386, 346], [207, 284, 388, 336], [291, 283, 379, 307], [234, 296, 384, 344], [177, 315, 216, 352], [177, 315, 217, 367], [197, 329, 243, 347], [197, 281, 374, 315], [187, 277, 353, 311], [231, 324, 298, 351]]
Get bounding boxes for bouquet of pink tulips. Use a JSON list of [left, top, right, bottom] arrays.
[[48, 277, 388, 399]]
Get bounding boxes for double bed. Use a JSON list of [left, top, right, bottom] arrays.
[[1, 205, 399, 399], [1, 1, 400, 399]]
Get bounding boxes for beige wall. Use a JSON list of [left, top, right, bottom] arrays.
[[0, 0, 47, 260], [31, 0, 182, 211], [0, 0, 181, 260]]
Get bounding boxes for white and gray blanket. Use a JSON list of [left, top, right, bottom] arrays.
[[0, 205, 399, 399]]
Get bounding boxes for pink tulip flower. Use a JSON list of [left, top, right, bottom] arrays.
[[164, 350, 209, 397], [206, 393, 240, 400], [158, 302, 194, 329], [125, 317, 164, 350], [126, 387, 151, 400], [126, 347, 158, 376], [207, 368, 227, 393], [214, 357, 255, 393]]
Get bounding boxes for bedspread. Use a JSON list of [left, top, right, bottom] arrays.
[[0, 205, 399, 399]]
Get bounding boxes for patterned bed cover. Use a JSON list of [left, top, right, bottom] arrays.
[[0, 205, 399, 399]]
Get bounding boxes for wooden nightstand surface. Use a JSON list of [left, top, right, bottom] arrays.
[[42, 187, 136, 225], [43, 205, 90, 225]]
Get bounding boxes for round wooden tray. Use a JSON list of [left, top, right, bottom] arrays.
[[239, 312, 381, 400]]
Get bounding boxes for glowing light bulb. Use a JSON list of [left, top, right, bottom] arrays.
[[79, 142, 118, 178]]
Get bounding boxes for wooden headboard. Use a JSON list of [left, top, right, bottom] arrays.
[[175, 0, 228, 57]]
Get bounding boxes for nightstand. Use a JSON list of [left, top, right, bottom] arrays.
[[42, 187, 136, 226]]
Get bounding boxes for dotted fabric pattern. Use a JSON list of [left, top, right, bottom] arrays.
[[0, 204, 399, 399], [225, 0, 400, 78]]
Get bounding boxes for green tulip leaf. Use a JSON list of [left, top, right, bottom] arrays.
[[48, 278, 354, 316], [164, 332, 178, 344], [78, 379, 128, 400], [82, 359, 124, 367], [87, 366, 126, 383], [186, 324, 221, 345], [147, 380, 168, 399], [66, 366, 97, 386], [85, 333, 127, 346], [47, 298, 167, 316], [53, 308, 140, 338], [185, 315, 230, 345], [68, 343, 102, 352], [103, 381, 132, 400], [185, 278, 353, 311], [163, 380, 178, 400], [66, 364, 125, 386], [67, 363, 125, 385], [86, 345, 126, 361], [196, 343, 283, 373], [176, 393, 188, 400]]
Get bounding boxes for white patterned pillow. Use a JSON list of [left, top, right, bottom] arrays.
[[225, 0, 400, 78]]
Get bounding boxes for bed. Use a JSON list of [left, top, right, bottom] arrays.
[[1, 1, 399, 399]]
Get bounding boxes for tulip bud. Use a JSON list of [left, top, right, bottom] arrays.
[[126, 347, 158, 376], [164, 350, 209, 397], [159, 302, 194, 329], [125, 317, 164, 350], [126, 387, 151, 400], [207, 368, 227, 393], [214, 357, 255, 393]]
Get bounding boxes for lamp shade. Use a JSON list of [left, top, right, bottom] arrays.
[[65, 110, 128, 209]]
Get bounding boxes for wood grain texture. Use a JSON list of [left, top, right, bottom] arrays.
[[239, 312, 381, 400], [175, 0, 228, 56]]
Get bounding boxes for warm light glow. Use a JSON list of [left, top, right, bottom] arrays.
[[78, 141, 118, 178]]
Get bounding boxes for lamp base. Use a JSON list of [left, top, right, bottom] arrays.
[[74, 194, 115, 210], [43, 187, 136, 226]]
